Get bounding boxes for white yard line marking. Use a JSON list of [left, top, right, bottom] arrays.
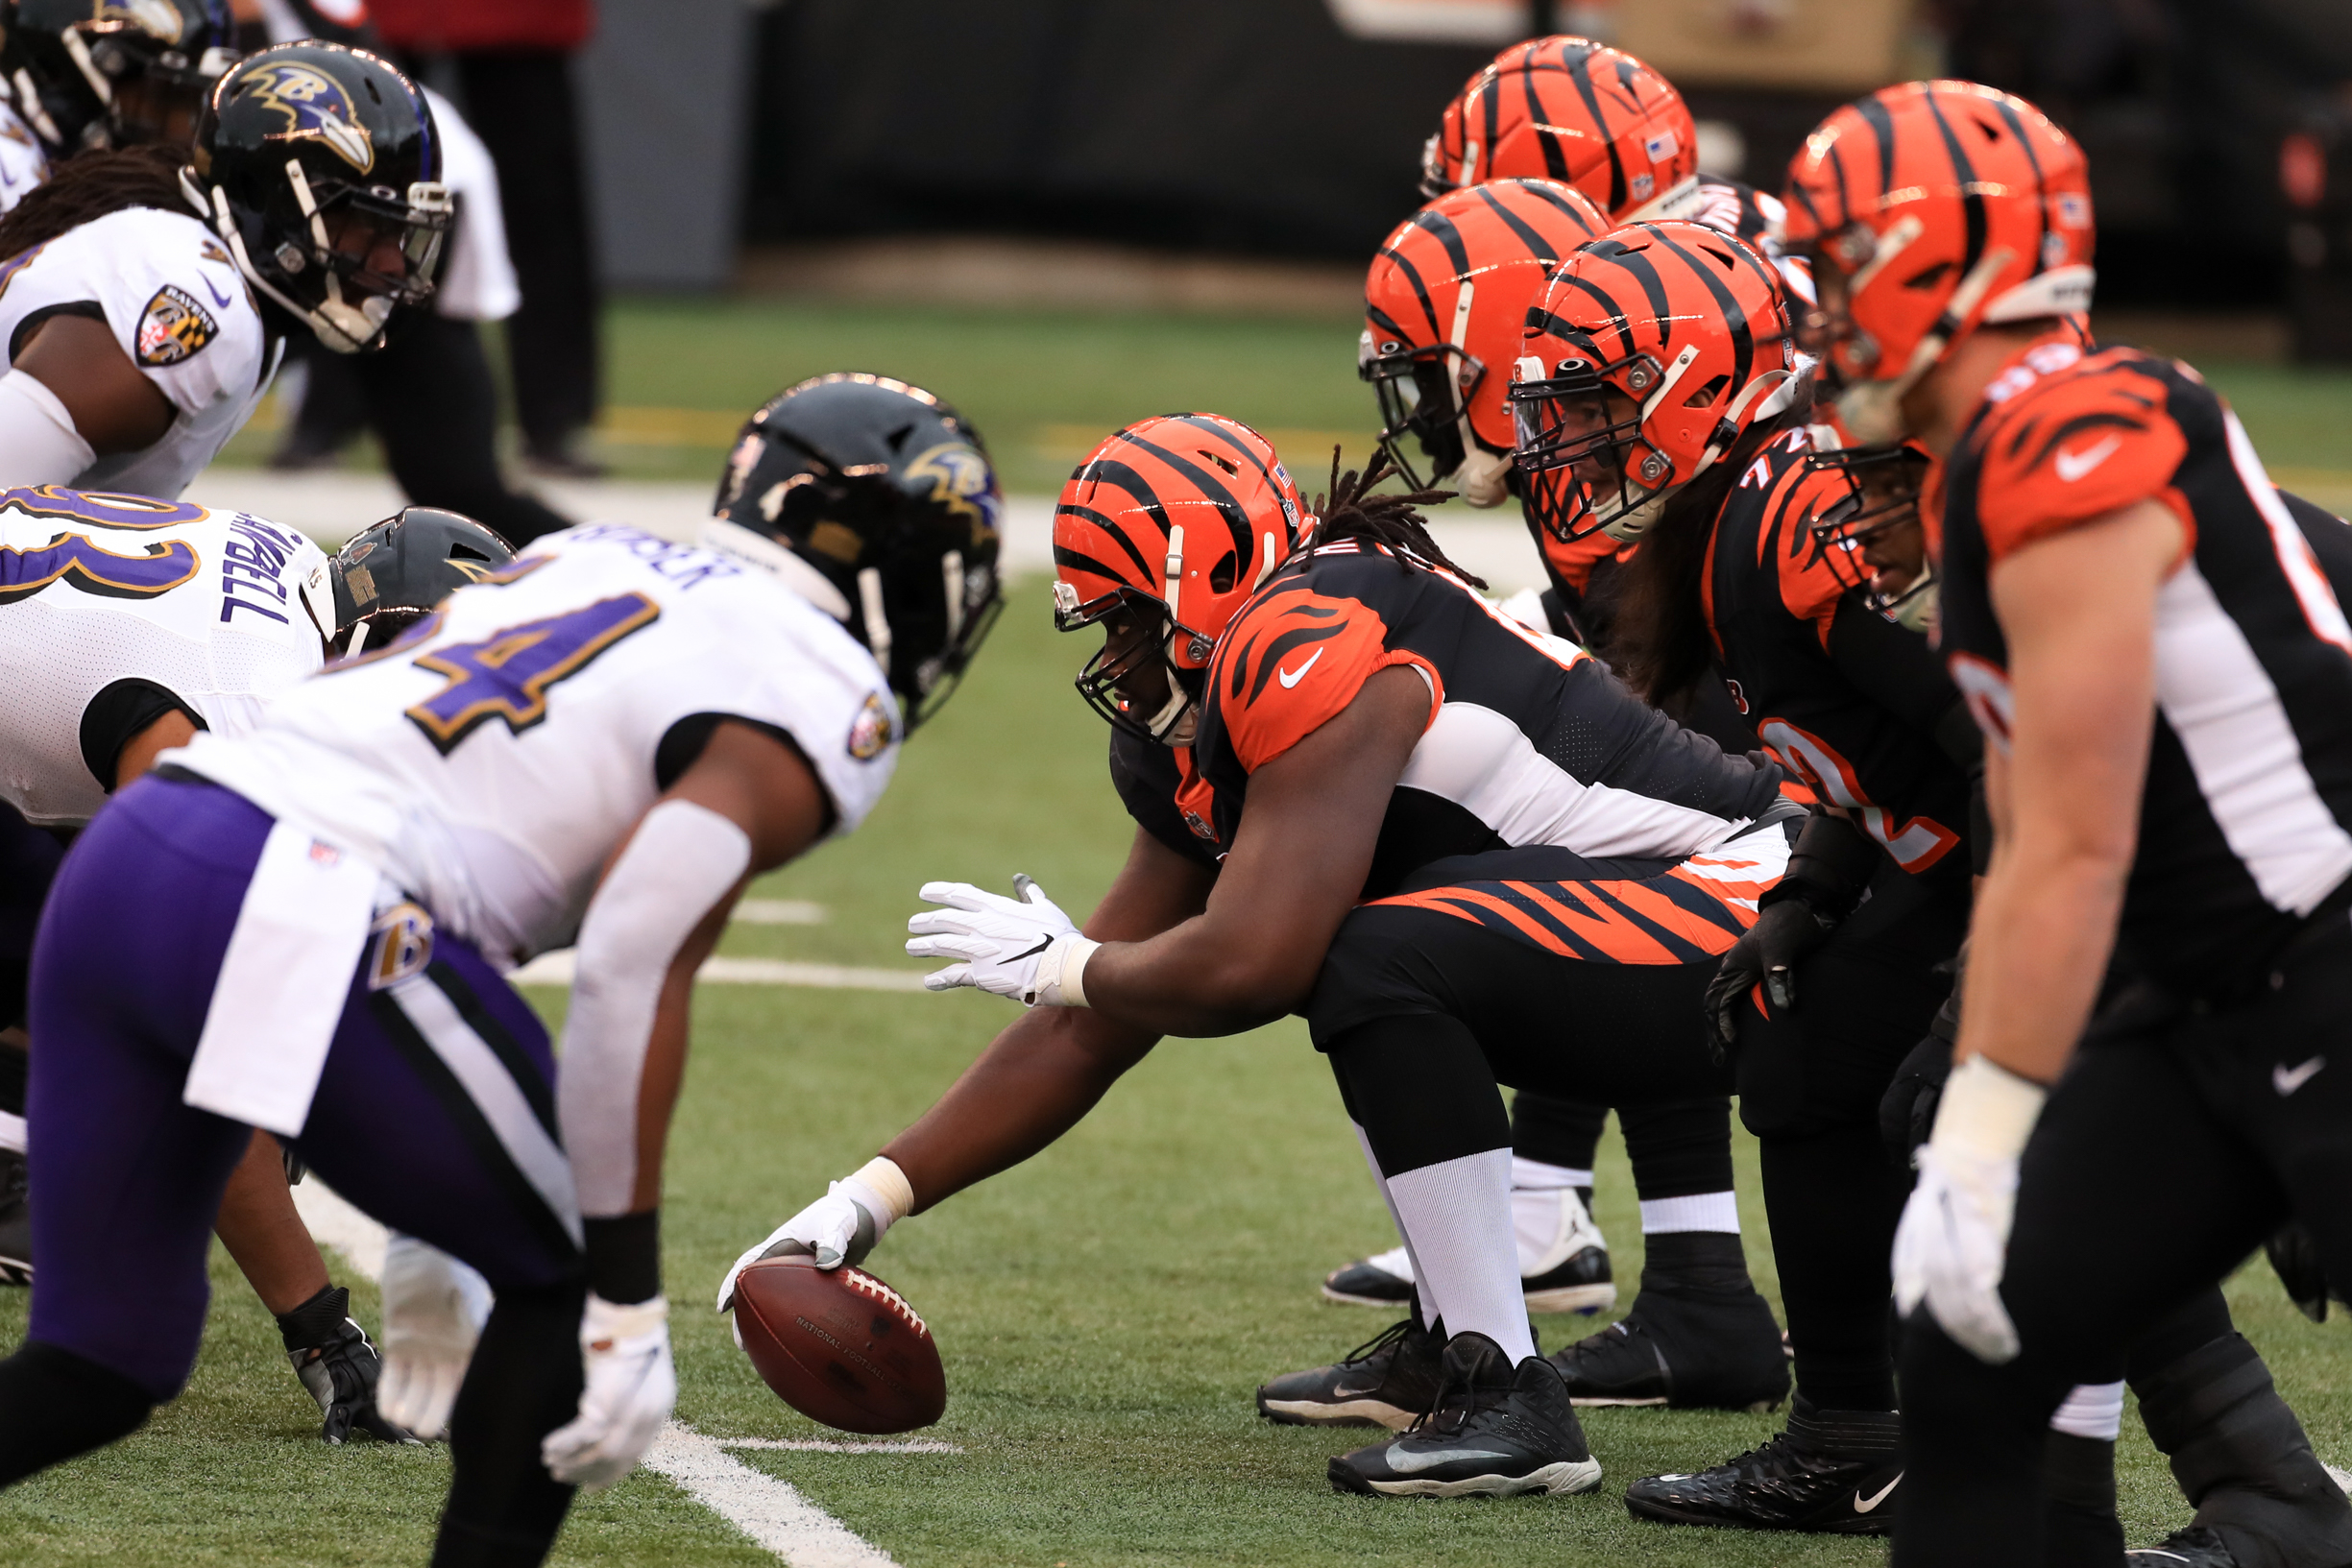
[[291, 1181, 908, 1566], [721, 1438, 961, 1455], [645, 1426, 905, 1568], [733, 900, 828, 926], [507, 950, 926, 992]]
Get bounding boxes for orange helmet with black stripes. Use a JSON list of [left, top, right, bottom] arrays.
[[1421, 36, 1700, 223], [1052, 414, 1310, 745], [1362, 178, 1610, 504], [1511, 220, 1798, 544], [1782, 80, 2094, 445]]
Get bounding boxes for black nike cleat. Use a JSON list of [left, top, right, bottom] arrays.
[[1259, 1315, 1444, 1430], [1624, 1405, 1903, 1533], [2127, 1527, 2238, 1566], [0, 1147, 28, 1287], [1322, 1247, 1416, 1308], [1327, 1332, 1603, 1498], [1550, 1289, 1788, 1411]]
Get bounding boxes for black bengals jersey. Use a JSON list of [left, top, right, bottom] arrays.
[[1935, 337, 2352, 979], [1192, 540, 1785, 901], [1107, 727, 1221, 872], [1706, 425, 1975, 884]]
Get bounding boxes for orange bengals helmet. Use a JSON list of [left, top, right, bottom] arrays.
[[1510, 220, 1798, 543], [1053, 414, 1310, 745], [1782, 81, 2094, 444], [1362, 178, 1610, 504], [1421, 36, 1701, 223]]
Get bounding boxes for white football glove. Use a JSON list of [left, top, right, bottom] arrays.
[[376, 1234, 493, 1440], [1893, 1143, 2023, 1363], [716, 1181, 881, 1314], [541, 1292, 676, 1491], [906, 875, 1092, 1005]]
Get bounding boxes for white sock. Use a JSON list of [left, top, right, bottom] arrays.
[[1638, 1191, 1740, 1234], [1510, 1156, 1591, 1192], [1386, 1148, 1536, 1362], [0, 1108, 23, 1155], [1354, 1124, 1434, 1330], [2049, 1382, 2125, 1441]]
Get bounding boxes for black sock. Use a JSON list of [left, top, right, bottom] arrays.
[[0, 1341, 155, 1485], [1639, 1230, 1754, 1297], [2040, 1432, 2124, 1568], [0, 1039, 24, 1120], [433, 1277, 586, 1568], [275, 1283, 352, 1355], [1788, 1395, 1901, 1456]]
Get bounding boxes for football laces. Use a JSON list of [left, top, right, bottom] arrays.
[[843, 1267, 930, 1339]]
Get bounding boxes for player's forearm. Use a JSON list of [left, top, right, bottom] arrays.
[[884, 1004, 1159, 1211], [1080, 917, 1312, 1037], [1953, 840, 2123, 1084]]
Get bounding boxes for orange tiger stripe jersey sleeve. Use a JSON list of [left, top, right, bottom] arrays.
[[1209, 586, 1440, 775], [1970, 350, 2194, 565]]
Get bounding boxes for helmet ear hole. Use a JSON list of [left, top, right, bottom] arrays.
[[1209, 554, 1237, 594], [1684, 374, 1729, 408]]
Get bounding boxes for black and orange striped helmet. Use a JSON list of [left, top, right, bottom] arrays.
[[1421, 36, 1700, 223], [1511, 220, 1798, 543], [1052, 414, 1310, 745], [1782, 81, 2094, 445], [1362, 178, 1610, 502]]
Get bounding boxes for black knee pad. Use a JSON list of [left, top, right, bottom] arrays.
[[0, 1340, 155, 1485], [436, 1276, 588, 1568]]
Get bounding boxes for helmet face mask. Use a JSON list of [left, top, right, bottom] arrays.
[[188, 42, 449, 355], [1510, 356, 1656, 542], [1056, 583, 1209, 746], [1361, 335, 1475, 492], [1806, 442, 1935, 626]]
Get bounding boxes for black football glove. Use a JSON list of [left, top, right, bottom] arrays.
[[2267, 1220, 2337, 1323], [278, 1284, 421, 1444], [1879, 945, 1965, 1165], [1705, 899, 1836, 1056]]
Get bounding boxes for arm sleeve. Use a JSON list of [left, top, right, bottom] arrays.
[[0, 368, 96, 485], [79, 678, 206, 791], [554, 799, 751, 1218]]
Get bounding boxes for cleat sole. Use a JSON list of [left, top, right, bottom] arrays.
[[1257, 1394, 1417, 1431], [1524, 1282, 1616, 1315], [1624, 1493, 1894, 1535], [1320, 1283, 1413, 1308], [1332, 1457, 1605, 1499]]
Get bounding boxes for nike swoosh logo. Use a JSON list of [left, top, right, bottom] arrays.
[[1277, 647, 1323, 688], [1855, 1472, 1902, 1513], [1010, 937, 1053, 962], [2053, 436, 2121, 482], [2274, 1056, 2326, 1096], [1384, 1443, 1517, 1474], [200, 275, 233, 308]]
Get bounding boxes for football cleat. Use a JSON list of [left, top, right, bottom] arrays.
[[1322, 1247, 1415, 1308], [1550, 1290, 1788, 1411], [1258, 1315, 1444, 1430], [1518, 1187, 1616, 1315], [1623, 1405, 1903, 1533], [1328, 1332, 1603, 1498], [0, 1147, 27, 1286], [2127, 1527, 2238, 1566], [278, 1285, 420, 1444]]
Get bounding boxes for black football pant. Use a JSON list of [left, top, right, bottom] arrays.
[[1897, 915, 2352, 1568], [1738, 859, 1970, 1413]]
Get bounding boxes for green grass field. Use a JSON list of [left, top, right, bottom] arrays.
[[218, 296, 2352, 517], [6, 571, 2352, 1566]]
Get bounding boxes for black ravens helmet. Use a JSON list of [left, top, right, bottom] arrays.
[[326, 506, 513, 656], [180, 41, 447, 354], [0, 0, 234, 154], [713, 372, 1005, 732]]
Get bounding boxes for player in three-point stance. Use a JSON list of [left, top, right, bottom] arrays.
[[0, 374, 1004, 1567], [1775, 80, 2352, 1568]]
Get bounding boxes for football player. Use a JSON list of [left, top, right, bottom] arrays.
[[0, 0, 234, 164], [1782, 81, 2352, 1568], [0, 42, 447, 496], [725, 411, 1814, 1499], [0, 494, 513, 1445], [0, 374, 1003, 1565], [1327, 176, 1791, 1416]]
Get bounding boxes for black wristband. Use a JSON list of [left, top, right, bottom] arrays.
[[275, 1283, 352, 1354], [1759, 810, 1879, 920], [583, 1210, 662, 1305]]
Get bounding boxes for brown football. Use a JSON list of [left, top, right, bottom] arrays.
[[731, 1257, 946, 1434]]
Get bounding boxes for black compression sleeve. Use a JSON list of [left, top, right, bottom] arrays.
[[1824, 598, 1964, 740], [581, 1211, 661, 1305], [77, 679, 204, 792]]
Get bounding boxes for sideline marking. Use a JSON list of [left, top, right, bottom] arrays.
[[507, 950, 926, 991], [292, 1181, 907, 1566]]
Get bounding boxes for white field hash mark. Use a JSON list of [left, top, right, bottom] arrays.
[[292, 1180, 924, 1566], [507, 950, 925, 992]]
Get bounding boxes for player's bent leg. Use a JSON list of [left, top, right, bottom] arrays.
[[432, 1278, 588, 1568]]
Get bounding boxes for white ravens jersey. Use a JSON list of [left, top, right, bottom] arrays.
[[0, 207, 277, 497], [0, 487, 327, 827], [0, 101, 50, 215], [174, 523, 903, 968]]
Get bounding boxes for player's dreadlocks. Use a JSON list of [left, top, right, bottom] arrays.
[[0, 145, 196, 261], [1307, 448, 1488, 591]]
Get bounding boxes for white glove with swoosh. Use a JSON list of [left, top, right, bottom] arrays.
[[1891, 1054, 2046, 1364], [906, 876, 1095, 1005]]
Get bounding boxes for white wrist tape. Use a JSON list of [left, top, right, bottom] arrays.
[[1930, 1054, 2049, 1164], [840, 1155, 914, 1233], [1037, 935, 1099, 1008], [557, 800, 751, 1217], [0, 369, 96, 485]]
